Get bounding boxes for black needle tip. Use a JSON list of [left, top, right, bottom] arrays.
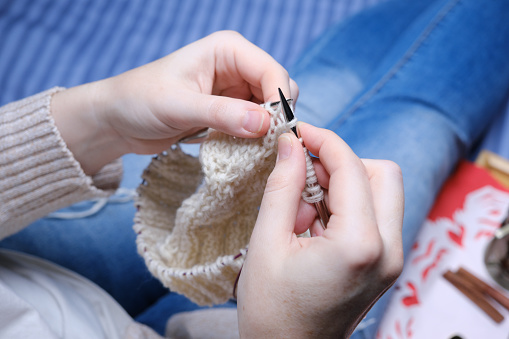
[[278, 88, 297, 136]]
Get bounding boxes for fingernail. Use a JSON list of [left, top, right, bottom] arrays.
[[243, 110, 264, 133], [277, 135, 292, 161]]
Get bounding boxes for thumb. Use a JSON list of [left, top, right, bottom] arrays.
[[250, 133, 307, 248], [186, 93, 271, 138]]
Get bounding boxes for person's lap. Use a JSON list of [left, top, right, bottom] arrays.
[[292, 0, 509, 336], [295, 0, 509, 253]]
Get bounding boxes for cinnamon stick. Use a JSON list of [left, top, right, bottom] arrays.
[[456, 267, 509, 311], [443, 270, 504, 323], [457, 267, 509, 310]]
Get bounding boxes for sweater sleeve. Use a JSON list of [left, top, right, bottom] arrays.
[[0, 87, 123, 240]]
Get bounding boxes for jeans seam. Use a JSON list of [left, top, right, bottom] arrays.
[[327, 0, 462, 132]]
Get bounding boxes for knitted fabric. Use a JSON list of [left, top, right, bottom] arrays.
[[134, 101, 315, 305]]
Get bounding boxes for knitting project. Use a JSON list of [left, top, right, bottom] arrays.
[[134, 101, 320, 305]]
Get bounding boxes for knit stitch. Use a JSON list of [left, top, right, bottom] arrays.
[[134, 101, 319, 305], [301, 141, 324, 204]]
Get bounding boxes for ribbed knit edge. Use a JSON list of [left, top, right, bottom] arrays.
[[91, 158, 123, 191], [0, 87, 122, 240]]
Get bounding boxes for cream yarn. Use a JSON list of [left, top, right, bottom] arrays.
[[134, 100, 325, 305], [134, 101, 293, 305], [301, 141, 324, 204]]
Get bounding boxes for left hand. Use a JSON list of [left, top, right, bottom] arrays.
[[51, 31, 298, 174]]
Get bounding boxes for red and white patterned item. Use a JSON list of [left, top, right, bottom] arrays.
[[378, 161, 509, 339]]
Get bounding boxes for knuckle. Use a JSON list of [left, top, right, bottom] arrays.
[[264, 171, 293, 195], [378, 160, 403, 181], [206, 97, 229, 125], [347, 236, 384, 270], [280, 67, 289, 79], [385, 247, 404, 281], [290, 78, 300, 96], [211, 30, 243, 42], [222, 30, 242, 38]]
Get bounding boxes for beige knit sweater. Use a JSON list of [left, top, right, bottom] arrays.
[[0, 87, 122, 240], [0, 88, 166, 339]]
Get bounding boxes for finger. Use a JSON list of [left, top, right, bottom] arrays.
[[297, 122, 379, 237], [311, 158, 330, 189], [309, 218, 326, 237], [175, 92, 272, 138], [294, 188, 331, 235], [290, 78, 299, 104], [250, 133, 307, 249], [177, 127, 209, 144], [361, 159, 404, 251], [295, 189, 331, 237], [217, 32, 291, 103], [294, 199, 317, 235]]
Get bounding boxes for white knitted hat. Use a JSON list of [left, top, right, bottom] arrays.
[[133, 102, 292, 305]]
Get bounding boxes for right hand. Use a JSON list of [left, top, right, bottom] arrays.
[[237, 123, 404, 338]]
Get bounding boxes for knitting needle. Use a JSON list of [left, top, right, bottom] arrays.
[[278, 88, 330, 230]]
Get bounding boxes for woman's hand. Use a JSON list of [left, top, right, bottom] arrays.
[[51, 31, 297, 175], [237, 123, 404, 338]]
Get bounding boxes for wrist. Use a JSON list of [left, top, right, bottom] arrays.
[[237, 279, 351, 339], [51, 80, 126, 175]]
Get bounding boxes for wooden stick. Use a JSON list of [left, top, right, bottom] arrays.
[[457, 267, 509, 311], [443, 270, 504, 323]]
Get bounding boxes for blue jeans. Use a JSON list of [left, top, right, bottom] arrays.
[[292, 0, 509, 337], [2, 0, 509, 337]]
